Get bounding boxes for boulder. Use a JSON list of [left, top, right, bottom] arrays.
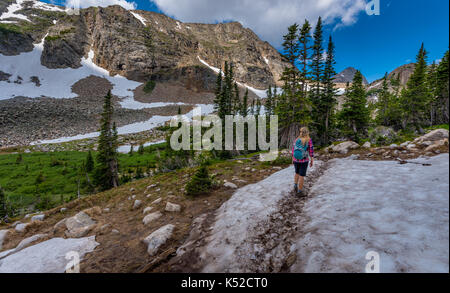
[[389, 144, 399, 149], [143, 207, 153, 214], [65, 211, 96, 238], [331, 141, 360, 154], [143, 212, 163, 225], [224, 182, 238, 189], [400, 141, 410, 147], [0, 230, 9, 250], [15, 223, 29, 233], [362, 142, 371, 148], [142, 224, 175, 256], [165, 202, 181, 212], [53, 218, 67, 232], [414, 129, 449, 143], [60, 208, 67, 213], [31, 214, 45, 222], [369, 126, 397, 145], [133, 200, 142, 209], [151, 198, 162, 205]]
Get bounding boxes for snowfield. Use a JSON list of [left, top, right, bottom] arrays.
[[0, 236, 99, 273], [199, 154, 448, 273], [290, 154, 449, 273], [0, 37, 142, 100]]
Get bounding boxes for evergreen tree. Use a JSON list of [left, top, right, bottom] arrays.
[[265, 86, 274, 116], [339, 70, 370, 141], [317, 36, 337, 145], [426, 62, 439, 126], [376, 73, 391, 126], [310, 17, 324, 104], [138, 144, 145, 155], [400, 43, 430, 129], [85, 150, 94, 173], [241, 88, 249, 116], [280, 23, 300, 88], [94, 90, 119, 191], [185, 165, 212, 195], [436, 50, 449, 123], [0, 186, 6, 219], [298, 20, 312, 95]]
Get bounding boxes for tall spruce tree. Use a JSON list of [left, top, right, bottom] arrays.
[[298, 20, 312, 96], [426, 62, 439, 126], [400, 43, 430, 129], [317, 36, 337, 145], [376, 73, 391, 126], [436, 50, 449, 123], [339, 70, 369, 141], [310, 17, 324, 104], [94, 90, 119, 191], [0, 185, 6, 219], [85, 150, 94, 173]]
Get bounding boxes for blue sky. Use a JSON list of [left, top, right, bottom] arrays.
[[43, 0, 449, 83]]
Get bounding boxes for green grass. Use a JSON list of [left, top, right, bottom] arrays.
[[143, 80, 156, 94], [426, 124, 449, 131], [0, 143, 167, 211]]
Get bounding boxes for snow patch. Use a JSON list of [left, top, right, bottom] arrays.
[[0, 236, 99, 273], [130, 11, 147, 26], [291, 154, 449, 273], [0, 0, 30, 21], [0, 36, 142, 100], [119, 97, 186, 110]]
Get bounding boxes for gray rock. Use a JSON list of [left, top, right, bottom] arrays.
[[65, 211, 96, 238], [369, 126, 397, 145], [151, 198, 162, 205], [362, 142, 371, 148], [165, 202, 181, 212], [224, 182, 238, 189], [133, 200, 142, 209], [143, 207, 153, 214], [142, 224, 175, 256], [0, 230, 9, 250], [31, 214, 45, 222], [331, 141, 360, 154], [143, 212, 163, 225], [414, 129, 449, 143], [15, 223, 29, 233], [60, 208, 67, 213]]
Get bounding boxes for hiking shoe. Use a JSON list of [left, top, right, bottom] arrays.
[[297, 190, 307, 198], [294, 184, 298, 193]]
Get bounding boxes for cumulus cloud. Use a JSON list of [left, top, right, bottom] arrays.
[[151, 0, 367, 47], [64, 0, 137, 10]]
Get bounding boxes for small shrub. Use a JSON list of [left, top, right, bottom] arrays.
[[185, 165, 212, 196], [143, 80, 156, 94]]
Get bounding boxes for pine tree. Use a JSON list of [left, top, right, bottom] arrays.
[[85, 150, 94, 173], [317, 36, 337, 145], [339, 70, 369, 141], [265, 86, 274, 116], [310, 17, 324, 104], [138, 144, 145, 155], [0, 185, 6, 219], [94, 90, 119, 191], [400, 43, 430, 129], [298, 20, 312, 95], [436, 50, 449, 123], [185, 165, 212, 195], [376, 73, 391, 126], [241, 88, 249, 116], [426, 62, 439, 126]]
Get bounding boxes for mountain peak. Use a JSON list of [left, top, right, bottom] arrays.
[[333, 67, 368, 85]]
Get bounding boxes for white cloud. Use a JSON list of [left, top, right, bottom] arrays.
[[150, 0, 367, 47], [64, 0, 137, 10]]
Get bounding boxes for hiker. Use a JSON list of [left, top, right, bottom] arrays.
[[292, 127, 314, 196]]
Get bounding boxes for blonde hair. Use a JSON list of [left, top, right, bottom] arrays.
[[297, 127, 310, 145]]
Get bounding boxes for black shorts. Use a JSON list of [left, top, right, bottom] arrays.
[[294, 161, 309, 176]]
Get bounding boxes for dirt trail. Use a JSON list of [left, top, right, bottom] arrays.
[[163, 161, 329, 273]]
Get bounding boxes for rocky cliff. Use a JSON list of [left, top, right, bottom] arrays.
[[0, 1, 290, 91], [333, 67, 369, 85]]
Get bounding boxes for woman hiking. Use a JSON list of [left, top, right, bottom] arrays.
[[292, 127, 314, 196]]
